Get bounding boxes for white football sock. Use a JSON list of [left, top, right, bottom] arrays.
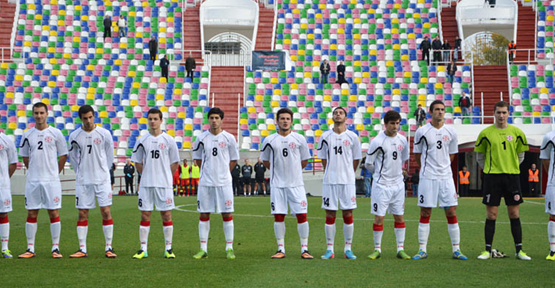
[[0, 222, 9, 251], [26, 221, 37, 253], [223, 220, 234, 250], [373, 228, 383, 252], [77, 222, 88, 253], [418, 223, 430, 252], [50, 221, 61, 251], [394, 227, 405, 252], [298, 222, 309, 253], [139, 223, 150, 252], [103, 222, 114, 251], [199, 220, 210, 253], [549, 221, 555, 251], [448, 223, 461, 252], [325, 223, 336, 252], [163, 223, 173, 251], [274, 221, 286, 253], [343, 223, 354, 253]]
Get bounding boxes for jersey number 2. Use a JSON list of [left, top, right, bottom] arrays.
[[37, 141, 43, 150]]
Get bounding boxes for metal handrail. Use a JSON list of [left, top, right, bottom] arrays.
[[271, 0, 278, 51]]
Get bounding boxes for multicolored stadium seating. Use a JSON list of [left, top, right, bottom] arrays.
[[537, 0, 555, 59], [1, 0, 210, 161], [510, 63, 555, 124]]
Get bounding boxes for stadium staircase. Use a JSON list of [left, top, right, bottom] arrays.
[[210, 66, 244, 138], [0, 0, 16, 56], [182, 1, 202, 64], [514, 1, 537, 62], [255, 2, 275, 51], [473, 65, 508, 123]]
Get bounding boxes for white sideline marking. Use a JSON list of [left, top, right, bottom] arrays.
[[175, 204, 548, 225]]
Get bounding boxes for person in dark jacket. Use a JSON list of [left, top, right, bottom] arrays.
[[160, 55, 170, 81], [185, 53, 196, 80], [149, 36, 158, 61], [320, 59, 330, 84], [432, 36, 442, 65], [231, 163, 241, 196], [254, 158, 267, 196], [336, 61, 347, 84], [420, 36, 431, 65], [414, 104, 426, 127], [447, 60, 457, 84], [411, 168, 420, 197], [103, 15, 112, 39], [442, 40, 451, 63], [124, 158, 135, 194], [454, 36, 462, 61]]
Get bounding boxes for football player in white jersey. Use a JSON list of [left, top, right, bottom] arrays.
[[317, 107, 361, 260], [412, 100, 467, 260], [131, 108, 180, 259], [0, 129, 18, 259], [192, 107, 239, 260], [18, 102, 68, 259], [365, 110, 411, 260], [67, 105, 116, 258], [260, 108, 313, 259], [540, 130, 555, 260]]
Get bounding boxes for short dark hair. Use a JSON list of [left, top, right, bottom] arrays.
[[32, 102, 48, 112], [147, 108, 163, 119], [276, 108, 293, 120], [207, 107, 224, 119], [383, 110, 401, 124], [429, 100, 445, 112], [78, 105, 95, 118], [333, 107, 347, 115], [494, 101, 510, 112]]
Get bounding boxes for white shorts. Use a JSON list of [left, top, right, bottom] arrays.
[[271, 186, 308, 215], [371, 182, 405, 216], [138, 187, 175, 211], [25, 181, 62, 210], [197, 186, 234, 214], [546, 185, 555, 214], [418, 177, 458, 208], [321, 184, 357, 211], [75, 183, 113, 209], [0, 189, 12, 213]]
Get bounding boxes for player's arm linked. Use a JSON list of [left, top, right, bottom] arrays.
[[58, 155, 67, 174]]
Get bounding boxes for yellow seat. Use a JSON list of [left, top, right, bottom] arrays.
[[271, 101, 279, 107], [533, 111, 541, 117], [404, 72, 412, 78], [268, 124, 276, 130], [261, 130, 269, 137], [1, 63, 8, 69], [5, 92, 13, 98], [349, 95, 357, 101], [129, 11, 136, 17], [324, 95, 332, 101], [128, 71, 136, 77], [159, 27, 167, 33], [356, 124, 364, 131], [423, 23, 430, 29], [393, 44, 400, 50], [48, 81, 56, 88], [271, 77, 278, 84], [248, 107, 256, 113], [420, 77, 428, 84], [15, 75, 23, 81], [8, 123, 17, 129], [156, 94, 164, 101], [240, 119, 248, 125], [47, 47, 55, 53], [255, 95, 263, 101], [185, 124, 193, 130], [290, 55, 297, 61], [177, 112, 186, 118], [454, 107, 462, 113], [284, 39, 291, 45], [52, 70, 60, 76], [114, 59, 122, 66], [130, 100, 138, 106], [298, 49, 305, 56], [99, 111, 108, 118], [327, 118, 334, 125], [17, 110, 25, 117], [354, 78, 362, 84], [160, 107, 168, 112], [41, 98, 49, 105], [401, 55, 409, 61], [408, 33, 415, 39], [119, 42, 127, 49], [393, 89, 401, 95], [541, 88, 549, 94], [386, 61, 394, 67], [434, 83, 443, 89], [418, 94, 426, 101], [96, 48, 103, 54], [136, 32, 143, 38], [330, 44, 337, 50], [301, 23, 308, 29], [72, 105, 80, 111], [139, 118, 147, 124], [315, 130, 323, 137], [341, 89, 349, 95], [182, 141, 191, 149], [166, 130, 175, 137], [367, 106, 375, 113], [362, 72, 370, 78]]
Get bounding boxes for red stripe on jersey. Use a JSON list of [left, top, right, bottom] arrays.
[[50, 216, 60, 223], [296, 213, 307, 224], [0, 215, 8, 224], [274, 214, 285, 222], [373, 223, 383, 231], [199, 216, 210, 222], [163, 221, 173, 226], [394, 222, 405, 229], [26, 217, 37, 223], [325, 216, 336, 225], [140, 221, 151, 227], [420, 215, 431, 224], [222, 216, 233, 222], [550, 218, 555, 222], [343, 215, 353, 225], [447, 216, 458, 224], [103, 219, 114, 226], [77, 220, 88, 227]]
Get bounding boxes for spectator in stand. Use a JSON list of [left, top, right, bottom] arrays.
[[458, 92, 472, 118], [508, 40, 516, 63], [124, 158, 135, 195], [242, 159, 253, 196], [442, 40, 451, 63], [414, 104, 426, 127], [411, 168, 419, 197], [231, 163, 241, 196], [103, 15, 112, 40], [454, 36, 462, 62], [160, 55, 170, 81], [186, 52, 196, 80], [336, 61, 347, 84], [360, 158, 372, 197], [254, 158, 267, 196], [149, 36, 158, 62], [447, 60, 457, 84], [118, 16, 126, 38], [458, 166, 470, 197], [420, 36, 431, 65], [432, 36, 443, 65], [529, 163, 539, 195], [320, 59, 330, 84]]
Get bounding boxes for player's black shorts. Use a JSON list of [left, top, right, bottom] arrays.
[[242, 177, 252, 185], [482, 174, 523, 206], [255, 175, 265, 183]]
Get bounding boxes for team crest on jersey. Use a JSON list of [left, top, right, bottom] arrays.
[[108, 193, 112, 199], [166, 198, 173, 204], [507, 135, 514, 141], [4, 199, 10, 206], [351, 196, 356, 203], [219, 142, 227, 148], [45, 136, 53, 143], [93, 138, 102, 145], [397, 145, 403, 151], [514, 194, 520, 201], [225, 200, 233, 207], [289, 142, 297, 149], [0, 144, 4, 150], [443, 135, 450, 142], [53, 197, 60, 203], [343, 140, 351, 146], [301, 200, 307, 207], [159, 143, 167, 150]]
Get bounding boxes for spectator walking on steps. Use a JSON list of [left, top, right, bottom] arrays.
[[149, 36, 158, 61], [442, 40, 451, 63], [459, 92, 471, 118], [160, 55, 170, 81], [508, 40, 516, 63], [186, 53, 196, 80], [103, 15, 112, 39], [420, 36, 431, 65]]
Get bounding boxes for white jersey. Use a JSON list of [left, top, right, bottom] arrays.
[[19, 126, 68, 182], [192, 130, 239, 187], [366, 131, 409, 186], [131, 132, 180, 188], [413, 123, 458, 179], [68, 126, 114, 186], [0, 133, 18, 189], [540, 130, 555, 185], [317, 129, 362, 185], [261, 132, 311, 188]]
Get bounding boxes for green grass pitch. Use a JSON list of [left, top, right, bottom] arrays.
[[1, 195, 553, 287]]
